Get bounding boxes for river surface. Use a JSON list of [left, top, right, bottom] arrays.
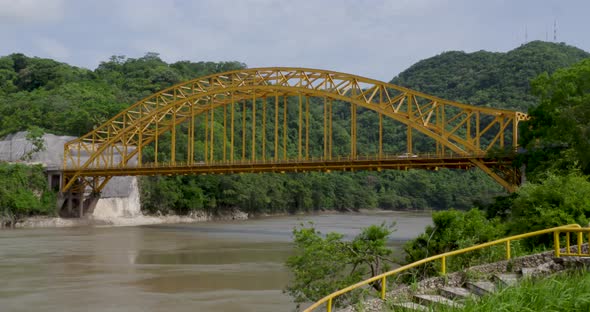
[[0, 211, 432, 312]]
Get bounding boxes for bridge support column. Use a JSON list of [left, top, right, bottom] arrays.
[[67, 192, 73, 216], [78, 191, 84, 218], [58, 191, 100, 218]]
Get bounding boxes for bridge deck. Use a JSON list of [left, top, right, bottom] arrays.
[[64, 155, 510, 177]]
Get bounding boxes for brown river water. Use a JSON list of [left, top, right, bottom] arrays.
[[0, 211, 432, 312]]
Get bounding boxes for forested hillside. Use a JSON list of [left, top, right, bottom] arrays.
[[392, 41, 589, 110], [0, 41, 588, 217], [0, 53, 245, 137]]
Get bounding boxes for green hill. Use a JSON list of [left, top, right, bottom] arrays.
[[392, 41, 589, 110]]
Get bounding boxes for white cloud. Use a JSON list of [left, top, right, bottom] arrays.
[[34, 37, 70, 59], [107, 0, 183, 31], [0, 0, 65, 23]]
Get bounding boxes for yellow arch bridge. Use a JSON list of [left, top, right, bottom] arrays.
[[60, 67, 528, 212]]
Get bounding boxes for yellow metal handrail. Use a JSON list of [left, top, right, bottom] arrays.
[[304, 224, 588, 312]]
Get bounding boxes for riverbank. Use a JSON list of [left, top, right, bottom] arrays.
[[8, 209, 249, 229]]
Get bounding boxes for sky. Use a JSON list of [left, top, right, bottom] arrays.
[[0, 0, 588, 81]]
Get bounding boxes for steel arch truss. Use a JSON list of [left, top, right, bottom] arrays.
[[62, 67, 528, 194]]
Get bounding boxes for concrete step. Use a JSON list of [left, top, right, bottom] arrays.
[[390, 301, 430, 311], [493, 273, 520, 287], [466, 281, 496, 296], [439, 286, 475, 300], [414, 294, 464, 309]]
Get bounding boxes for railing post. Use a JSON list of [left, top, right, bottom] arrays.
[[327, 298, 332, 312], [578, 231, 583, 256], [506, 240, 511, 260], [381, 276, 387, 299], [554, 231, 561, 257], [566, 232, 571, 254], [441, 256, 446, 275]]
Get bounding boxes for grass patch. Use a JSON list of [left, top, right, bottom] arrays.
[[438, 270, 590, 312]]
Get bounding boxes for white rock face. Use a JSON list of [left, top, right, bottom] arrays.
[[93, 177, 142, 219]]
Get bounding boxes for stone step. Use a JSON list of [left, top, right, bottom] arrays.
[[439, 286, 475, 300], [390, 301, 430, 311], [493, 273, 520, 287], [413, 294, 464, 309], [521, 267, 540, 278], [466, 281, 496, 296], [521, 260, 558, 278]]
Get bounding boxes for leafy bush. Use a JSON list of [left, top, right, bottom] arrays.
[[508, 173, 590, 246], [285, 222, 395, 308], [403, 209, 504, 278], [0, 163, 56, 225]]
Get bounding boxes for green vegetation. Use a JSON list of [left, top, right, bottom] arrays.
[[0, 163, 56, 227], [520, 58, 590, 178], [431, 270, 590, 312], [0, 53, 244, 137], [285, 222, 395, 307], [507, 173, 590, 238], [403, 209, 504, 277], [392, 41, 589, 110]]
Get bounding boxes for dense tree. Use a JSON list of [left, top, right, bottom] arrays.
[[508, 173, 590, 245]]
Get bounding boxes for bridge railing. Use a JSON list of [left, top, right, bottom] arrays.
[[66, 151, 516, 170], [304, 224, 589, 312]]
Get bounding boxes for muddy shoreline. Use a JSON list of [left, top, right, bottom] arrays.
[[5, 209, 250, 229]]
